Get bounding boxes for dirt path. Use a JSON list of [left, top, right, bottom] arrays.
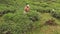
[[39, 13, 60, 34], [40, 25, 60, 34]]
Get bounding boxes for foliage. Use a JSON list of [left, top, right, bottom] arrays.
[[2, 11, 41, 34], [51, 11, 60, 19], [0, 0, 60, 34]]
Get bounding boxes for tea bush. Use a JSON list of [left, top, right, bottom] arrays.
[[51, 11, 60, 19], [37, 8, 52, 13], [2, 11, 41, 34], [0, 0, 60, 34]]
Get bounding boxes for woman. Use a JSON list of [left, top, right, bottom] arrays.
[[24, 4, 30, 14]]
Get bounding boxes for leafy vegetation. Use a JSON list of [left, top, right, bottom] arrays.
[[0, 0, 60, 34], [51, 11, 60, 19]]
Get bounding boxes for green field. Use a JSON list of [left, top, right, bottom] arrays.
[[0, 0, 60, 34]]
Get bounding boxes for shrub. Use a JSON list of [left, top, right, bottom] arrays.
[[27, 11, 40, 22], [51, 12, 60, 19], [2, 11, 41, 34], [3, 13, 14, 21], [37, 8, 52, 13]]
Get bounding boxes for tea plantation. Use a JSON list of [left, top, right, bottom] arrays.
[[0, 0, 60, 34]]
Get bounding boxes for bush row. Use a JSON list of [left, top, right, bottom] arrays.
[[51, 11, 60, 19], [0, 11, 41, 34], [0, 9, 16, 17]]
